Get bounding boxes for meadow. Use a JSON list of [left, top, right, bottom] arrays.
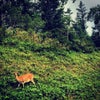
[[0, 29, 100, 100]]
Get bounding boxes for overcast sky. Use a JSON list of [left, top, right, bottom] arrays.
[[65, 0, 100, 35]]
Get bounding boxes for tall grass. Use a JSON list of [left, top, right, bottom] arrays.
[[0, 29, 100, 100]]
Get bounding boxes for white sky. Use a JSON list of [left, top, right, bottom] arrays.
[[65, 0, 100, 36]]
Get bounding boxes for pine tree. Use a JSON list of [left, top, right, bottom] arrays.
[[39, 0, 77, 31], [39, 0, 63, 32], [0, 0, 40, 29], [88, 5, 100, 47], [72, 1, 94, 52], [75, 1, 87, 34]]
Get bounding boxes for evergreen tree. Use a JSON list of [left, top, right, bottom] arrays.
[[39, 0, 62, 32], [38, 0, 76, 31], [72, 1, 94, 52], [0, 0, 38, 28], [75, 1, 87, 34], [88, 5, 100, 47], [0, 0, 8, 27]]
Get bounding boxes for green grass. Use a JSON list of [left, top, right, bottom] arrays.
[[0, 30, 100, 100]]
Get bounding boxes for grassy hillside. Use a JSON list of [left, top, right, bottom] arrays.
[[0, 29, 100, 100]]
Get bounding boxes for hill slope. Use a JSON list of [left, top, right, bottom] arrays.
[[0, 29, 100, 100]]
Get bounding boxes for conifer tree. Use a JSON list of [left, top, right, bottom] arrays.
[[38, 0, 76, 31], [88, 5, 100, 47], [75, 1, 87, 34], [72, 1, 94, 52]]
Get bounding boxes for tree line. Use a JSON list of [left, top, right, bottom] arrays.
[[0, 0, 100, 52]]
